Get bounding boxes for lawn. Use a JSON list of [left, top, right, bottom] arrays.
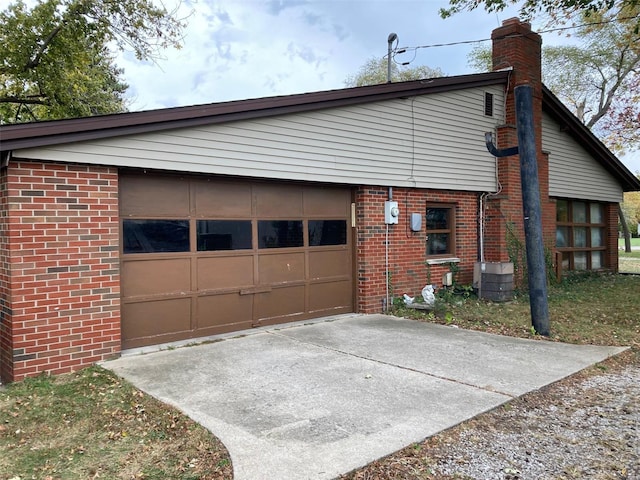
[[619, 249, 640, 273], [0, 367, 233, 480], [1, 274, 639, 479], [396, 273, 640, 348], [619, 237, 640, 248]]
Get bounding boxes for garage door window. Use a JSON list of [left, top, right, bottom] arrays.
[[197, 220, 252, 251], [258, 220, 303, 248], [309, 220, 347, 246], [123, 219, 190, 254]]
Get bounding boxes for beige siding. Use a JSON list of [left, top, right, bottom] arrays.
[[542, 112, 622, 202], [14, 86, 505, 191]]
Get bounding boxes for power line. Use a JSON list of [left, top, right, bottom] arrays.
[[391, 15, 638, 62]]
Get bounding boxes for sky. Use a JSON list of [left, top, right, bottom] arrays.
[[119, 0, 536, 110], [2, 0, 638, 172]]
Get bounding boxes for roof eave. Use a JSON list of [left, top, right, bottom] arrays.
[[0, 71, 509, 151]]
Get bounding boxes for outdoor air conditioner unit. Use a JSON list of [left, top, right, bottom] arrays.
[[474, 262, 514, 302]]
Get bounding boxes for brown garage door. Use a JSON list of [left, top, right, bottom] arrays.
[[120, 173, 354, 349]]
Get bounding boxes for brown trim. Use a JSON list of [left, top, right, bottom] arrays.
[[0, 72, 509, 151], [350, 189, 358, 314]]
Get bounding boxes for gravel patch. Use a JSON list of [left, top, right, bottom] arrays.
[[434, 365, 640, 479], [343, 352, 639, 480]]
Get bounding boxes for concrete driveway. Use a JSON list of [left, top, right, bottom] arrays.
[[104, 314, 626, 480]]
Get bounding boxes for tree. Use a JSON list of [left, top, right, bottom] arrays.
[[0, 0, 184, 123], [467, 7, 640, 153], [621, 173, 640, 235], [345, 57, 444, 87], [440, 0, 639, 28]]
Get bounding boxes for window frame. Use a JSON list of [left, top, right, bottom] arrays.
[[555, 199, 607, 271], [425, 204, 456, 257]]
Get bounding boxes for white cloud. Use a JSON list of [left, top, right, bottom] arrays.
[[118, 0, 534, 110]]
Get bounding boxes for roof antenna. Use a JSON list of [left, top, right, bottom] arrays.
[[387, 33, 398, 83]]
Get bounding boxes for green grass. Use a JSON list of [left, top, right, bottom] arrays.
[[0, 366, 233, 480], [619, 237, 640, 247], [620, 250, 640, 273]]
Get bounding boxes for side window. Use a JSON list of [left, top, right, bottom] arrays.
[[258, 220, 303, 248], [197, 220, 252, 251], [426, 205, 455, 256], [123, 219, 190, 254], [556, 199, 606, 271]]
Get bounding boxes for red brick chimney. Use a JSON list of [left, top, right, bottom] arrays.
[[492, 18, 542, 93], [484, 18, 555, 272], [492, 18, 543, 150]]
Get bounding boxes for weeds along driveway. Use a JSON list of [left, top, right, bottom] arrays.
[[104, 314, 626, 480]]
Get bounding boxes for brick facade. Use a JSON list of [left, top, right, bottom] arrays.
[[0, 161, 120, 383], [605, 203, 620, 273], [356, 187, 478, 313]]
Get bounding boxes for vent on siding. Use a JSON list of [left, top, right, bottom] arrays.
[[484, 92, 494, 117]]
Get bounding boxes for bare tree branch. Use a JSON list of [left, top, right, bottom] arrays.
[[0, 96, 50, 105], [587, 50, 640, 127], [25, 22, 66, 70]]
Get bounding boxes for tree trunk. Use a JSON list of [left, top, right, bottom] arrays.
[[618, 204, 632, 253]]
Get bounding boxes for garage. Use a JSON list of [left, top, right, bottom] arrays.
[[120, 173, 354, 349]]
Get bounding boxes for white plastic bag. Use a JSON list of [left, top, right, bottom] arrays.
[[421, 284, 435, 307]]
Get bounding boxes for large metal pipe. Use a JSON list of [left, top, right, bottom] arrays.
[[515, 84, 550, 336]]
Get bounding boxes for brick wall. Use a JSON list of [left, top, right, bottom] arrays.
[[0, 168, 11, 381], [356, 187, 479, 313], [605, 203, 619, 273], [0, 160, 120, 383]]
